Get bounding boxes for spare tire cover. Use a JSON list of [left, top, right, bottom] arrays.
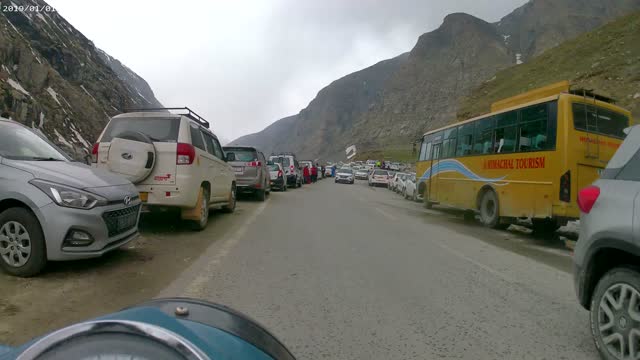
[[106, 132, 156, 184]]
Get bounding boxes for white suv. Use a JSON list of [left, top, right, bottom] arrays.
[[92, 108, 236, 230]]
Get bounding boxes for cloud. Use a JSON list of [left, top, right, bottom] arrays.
[[48, 0, 526, 140]]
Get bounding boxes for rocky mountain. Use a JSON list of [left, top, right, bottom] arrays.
[[231, 53, 408, 158], [459, 11, 640, 121], [232, 0, 640, 161], [0, 0, 162, 159]]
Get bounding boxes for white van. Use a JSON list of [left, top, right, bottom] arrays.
[[92, 108, 236, 230]]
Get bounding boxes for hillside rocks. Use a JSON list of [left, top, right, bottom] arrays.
[[0, 0, 162, 159]]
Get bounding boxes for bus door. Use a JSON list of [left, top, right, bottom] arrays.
[[429, 143, 442, 203]]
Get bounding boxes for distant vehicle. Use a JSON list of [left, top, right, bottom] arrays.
[[0, 118, 142, 276], [369, 169, 390, 187], [269, 154, 303, 188], [573, 125, 640, 360], [93, 108, 236, 231], [415, 81, 632, 229], [354, 169, 369, 180], [403, 173, 419, 202], [223, 146, 270, 201], [366, 160, 377, 166], [388, 162, 401, 171], [390, 173, 407, 192], [299, 160, 313, 169], [386, 171, 397, 189], [335, 168, 354, 184], [267, 163, 287, 191], [324, 166, 334, 177]]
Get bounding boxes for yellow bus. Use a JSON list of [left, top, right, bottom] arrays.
[[416, 81, 633, 232]]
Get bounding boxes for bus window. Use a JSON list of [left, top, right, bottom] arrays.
[[442, 127, 457, 158], [473, 117, 496, 154], [419, 135, 433, 161], [573, 103, 629, 139], [494, 111, 517, 153], [519, 103, 550, 151], [456, 123, 474, 156]]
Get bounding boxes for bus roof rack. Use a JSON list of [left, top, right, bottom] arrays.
[[124, 107, 210, 129], [568, 88, 616, 104]]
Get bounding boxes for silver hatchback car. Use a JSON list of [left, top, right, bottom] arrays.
[[573, 125, 640, 360], [0, 119, 141, 276]]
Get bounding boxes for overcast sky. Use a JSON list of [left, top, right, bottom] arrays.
[[48, 0, 526, 143]]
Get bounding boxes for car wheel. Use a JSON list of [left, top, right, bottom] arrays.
[[222, 185, 236, 213], [590, 266, 640, 360], [283, 184, 287, 192], [403, 189, 408, 199], [191, 187, 209, 231], [531, 218, 560, 235], [479, 189, 501, 228], [256, 189, 266, 202], [0, 208, 47, 277]]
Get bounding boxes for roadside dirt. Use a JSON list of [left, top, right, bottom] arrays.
[[0, 202, 257, 346]]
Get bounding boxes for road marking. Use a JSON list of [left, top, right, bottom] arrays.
[[165, 200, 269, 298], [432, 240, 517, 285], [375, 207, 397, 221]]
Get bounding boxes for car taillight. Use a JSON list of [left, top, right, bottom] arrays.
[[278, 170, 283, 178], [91, 143, 99, 163], [560, 170, 571, 202], [247, 161, 262, 167], [176, 143, 195, 165], [290, 166, 295, 173], [577, 186, 600, 214]]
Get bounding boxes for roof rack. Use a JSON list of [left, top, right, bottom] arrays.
[[568, 88, 616, 104], [124, 107, 210, 129]]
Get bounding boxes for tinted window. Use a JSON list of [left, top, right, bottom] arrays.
[[203, 134, 216, 155], [495, 111, 518, 153], [616, 150, 640, 181], [190, 125, 206, 151], [456, 124, 474, 156], [211, 137, 224, 159], [519, 103, 550, 151], [373, 170, 388, 176], [101, 117, 180, 142], [0, 122, 68, 160], [224, 148, 257, 161], [573, 103, 629, 139], [473, 117, 495, 154]]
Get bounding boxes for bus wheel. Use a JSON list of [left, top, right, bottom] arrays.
[[422, 188, 432, 209], [479, 190, 501, 228]]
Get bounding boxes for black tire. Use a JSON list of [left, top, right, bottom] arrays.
[[222, 185, 236, 213], [589, 266, 640, 360], [0, 207, 47, 277], [283, 184, 287, 192], [191, 187, 209, 231], [479, 189, 501, 228], [256, 189, 266, 202]]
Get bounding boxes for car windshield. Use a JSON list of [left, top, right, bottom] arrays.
[[224, 148, 257, 161], [373, 170, 388, 176], [338, 169, 353, 174], [271, 156, 291, 167], [100, 117, 180, 142], [0, 122, 68, 161]]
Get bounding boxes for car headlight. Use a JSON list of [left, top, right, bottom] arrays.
[[30, 179, 108, 210]]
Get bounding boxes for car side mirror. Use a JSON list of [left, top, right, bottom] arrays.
[[225, 153, 235, 162]]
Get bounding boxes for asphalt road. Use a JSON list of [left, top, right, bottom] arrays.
[[163, 178, 597, 360]]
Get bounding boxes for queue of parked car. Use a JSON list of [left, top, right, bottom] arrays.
[[0, 107, 328, 277]]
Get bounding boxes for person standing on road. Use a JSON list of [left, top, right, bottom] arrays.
[[303, 165, 311, 184], [311, 164, 318, 183]]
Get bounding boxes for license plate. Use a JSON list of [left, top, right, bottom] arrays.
[[233, 166, 243, 174], [139, 192, 148, 202], [116, 214, 137, 231]]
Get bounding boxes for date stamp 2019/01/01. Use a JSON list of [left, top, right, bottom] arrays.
[[1, 2, 56, 13]]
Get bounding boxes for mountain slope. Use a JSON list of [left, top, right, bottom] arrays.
[[231, 53, 408, 158], [0, 0, 162, 159], [233, 0, 640, 161], [459, 11, 640, 121]]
